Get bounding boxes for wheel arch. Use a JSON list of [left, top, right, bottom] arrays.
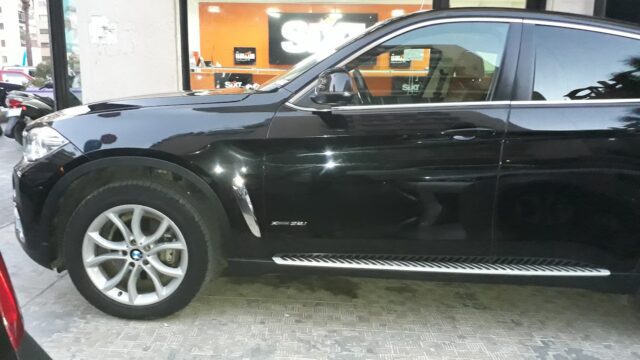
[[43, 151, 240, 269]]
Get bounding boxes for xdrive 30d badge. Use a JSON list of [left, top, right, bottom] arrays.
[[13, 9, 640, 318]]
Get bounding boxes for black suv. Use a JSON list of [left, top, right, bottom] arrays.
[[13, 9, 640, 318]]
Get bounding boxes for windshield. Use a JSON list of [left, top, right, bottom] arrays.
[[257, 18, 391, 92], [258, 49, 338, 92]]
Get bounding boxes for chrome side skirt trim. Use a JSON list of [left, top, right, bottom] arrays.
[[273, 254, 611, 277], [231, 174, 261, 238]]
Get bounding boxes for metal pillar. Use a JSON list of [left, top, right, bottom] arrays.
[[593, 0, 608, 17], [46, 0, 71, 110], [526, 0, 547, 11], [433, 0, 450, 10], [179, 0, 191, 91]]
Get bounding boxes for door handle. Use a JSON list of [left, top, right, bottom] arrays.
[[441, 127, 496, 141]]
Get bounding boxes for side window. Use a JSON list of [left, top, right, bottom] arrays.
[[532, 26, 640, 101], [344, 22, 510, 106]]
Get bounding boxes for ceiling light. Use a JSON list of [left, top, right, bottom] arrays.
[[207, 6, 220, 13], [391, 9, 405, 17]]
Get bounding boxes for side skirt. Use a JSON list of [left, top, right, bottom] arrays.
[[272, 254, 610, 277]]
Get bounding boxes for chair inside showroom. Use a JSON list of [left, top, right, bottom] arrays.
[[445, 51, 488, 102]]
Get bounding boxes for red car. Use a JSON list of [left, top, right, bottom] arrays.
[[0, 252, 50, 359]]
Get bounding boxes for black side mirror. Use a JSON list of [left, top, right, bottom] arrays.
[[41, 81, 54, 89], [310, 68, 354, 106]]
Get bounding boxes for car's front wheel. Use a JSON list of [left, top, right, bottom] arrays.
[[64, 179, 220, 319]]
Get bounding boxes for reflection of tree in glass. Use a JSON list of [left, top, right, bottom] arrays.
[[565, 56, 640, 100], [619, 106, 640, 131]]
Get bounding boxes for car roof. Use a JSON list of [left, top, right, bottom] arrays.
[[398, 8, 640, 35]]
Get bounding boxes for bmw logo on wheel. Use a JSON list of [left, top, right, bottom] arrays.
[[130, 249, 143, 261]]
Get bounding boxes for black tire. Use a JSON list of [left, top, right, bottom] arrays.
[[63, 178, 224, 319]]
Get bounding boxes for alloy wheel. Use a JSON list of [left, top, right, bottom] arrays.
[[81, 204, 188, 306]]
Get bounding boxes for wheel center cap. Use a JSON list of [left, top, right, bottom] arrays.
[[130, 249, 143, 261]]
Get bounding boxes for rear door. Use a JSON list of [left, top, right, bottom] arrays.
[[495, 22, 640, 273]]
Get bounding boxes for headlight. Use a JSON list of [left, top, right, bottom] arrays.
[[23, 127, 69, 162]]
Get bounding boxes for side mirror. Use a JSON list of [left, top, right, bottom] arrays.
[[40, 81, 54, 90], [310, 68, 353, 106]]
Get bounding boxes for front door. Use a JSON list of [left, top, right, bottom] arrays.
[[264, 20, 519, 257]]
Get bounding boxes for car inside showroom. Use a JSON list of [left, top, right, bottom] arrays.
[[1, 0, 640, 359]]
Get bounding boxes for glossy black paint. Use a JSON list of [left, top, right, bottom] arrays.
[[12, 9, 640, 293], [262, 104, 507, 258], [15, 89, 282, 267], [496, 103, 640, 273]]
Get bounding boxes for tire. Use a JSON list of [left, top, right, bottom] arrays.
[[63, 178, 223, 319]]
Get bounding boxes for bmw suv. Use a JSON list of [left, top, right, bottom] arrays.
[[13, 9, 640, 318]]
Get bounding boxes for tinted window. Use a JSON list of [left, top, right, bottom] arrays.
[[343, 22, 509, 105], [533, 26, 640, 101]]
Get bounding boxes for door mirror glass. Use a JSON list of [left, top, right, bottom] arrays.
[[310, 68, 354, 106]]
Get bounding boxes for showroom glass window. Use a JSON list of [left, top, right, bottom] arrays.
[[64, 0, 82, 104], [188, 1, 434, 90], [341, 22, 509, 105], [532, 26, 640, 100]]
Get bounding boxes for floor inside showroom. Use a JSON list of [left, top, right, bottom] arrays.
[[1, 137, 639, 360]]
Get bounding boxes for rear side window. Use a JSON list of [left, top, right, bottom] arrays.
[[532, 26, 640, 101]]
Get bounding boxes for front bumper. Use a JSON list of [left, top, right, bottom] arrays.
[[13, 170, 56, 269], [13, 143, 85, 269]]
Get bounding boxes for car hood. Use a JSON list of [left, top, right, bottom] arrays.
[[41, 88, 252, 123], [86, 88, 252, 111]]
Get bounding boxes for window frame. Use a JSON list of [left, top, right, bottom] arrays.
[[288, 17, 523, 112], [513, 20, 640, 105]]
